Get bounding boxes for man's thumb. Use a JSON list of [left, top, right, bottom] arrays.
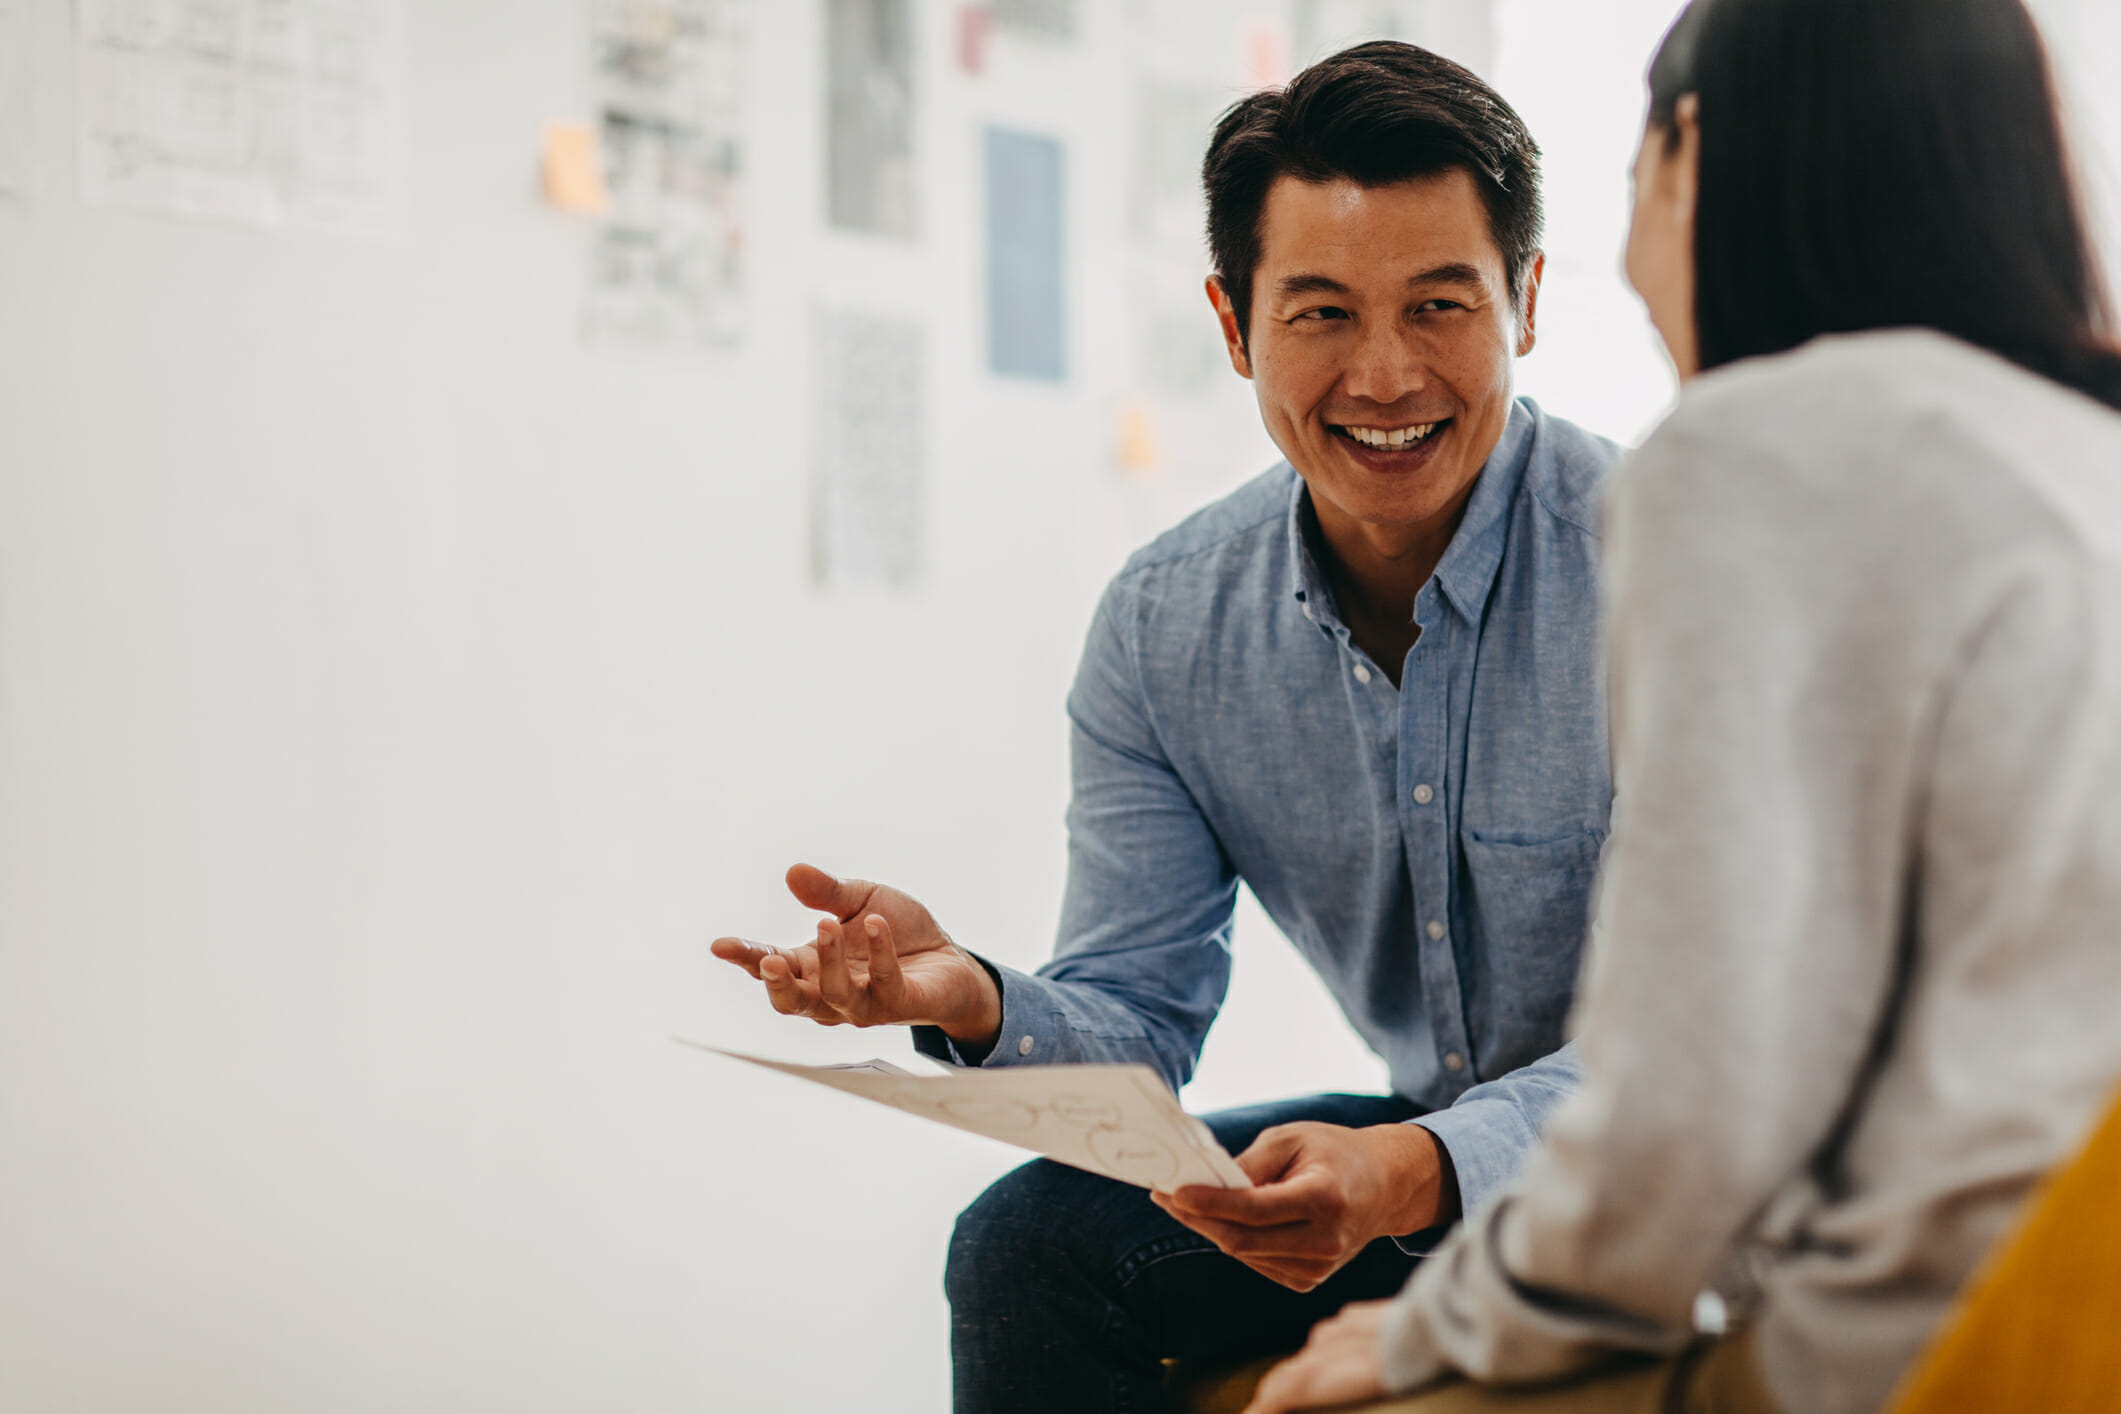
[[1234, 1125, 1305, 1186], [785, 862, 874, 919]]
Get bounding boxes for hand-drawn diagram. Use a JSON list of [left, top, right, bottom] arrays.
[[75, 0, 407, 233], [582, 0, 747, 349], [689, 1043, 1251, 1192], [809, 306, 924, 590]]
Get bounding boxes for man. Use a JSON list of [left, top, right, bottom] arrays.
[[712, 42, 1618, 1413]]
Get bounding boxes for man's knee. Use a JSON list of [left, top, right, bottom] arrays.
[[945, 1159, 1072, 1305]]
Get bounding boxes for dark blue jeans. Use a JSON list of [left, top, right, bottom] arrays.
[[944, 1092, 1426, 1414]]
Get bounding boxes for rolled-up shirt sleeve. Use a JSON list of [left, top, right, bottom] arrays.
[[1411, 1042, 1582, 1226], [914, 579, 1239, 1093]]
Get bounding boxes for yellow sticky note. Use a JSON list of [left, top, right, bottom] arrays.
[[542, 122, 609, 215], [1116, 401, 1164, 479]]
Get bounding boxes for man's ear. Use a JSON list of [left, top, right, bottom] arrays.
[[1205, 275, 1254, 380], [1515, 252, 1545, 358]]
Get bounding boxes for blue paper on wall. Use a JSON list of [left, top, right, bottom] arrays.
[[985, 127, 1067, 381]]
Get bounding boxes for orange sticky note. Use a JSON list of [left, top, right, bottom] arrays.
[[1116, 401, 1163, 479], [542, 122, 608, 214]]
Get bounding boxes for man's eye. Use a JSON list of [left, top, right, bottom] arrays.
[[1295, 307, 1348, 322], [1418, 299, 1465, 313]]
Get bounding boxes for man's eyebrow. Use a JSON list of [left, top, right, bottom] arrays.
[[1270, 264, 1491, 301], [1408, 262, 1489, 289], [1273, 273, 1350, 300]]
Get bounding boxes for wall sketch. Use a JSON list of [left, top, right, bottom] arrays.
[[583, 0, 747, 349], [810, 306, 925, 590], [75, 0, 407, 233]]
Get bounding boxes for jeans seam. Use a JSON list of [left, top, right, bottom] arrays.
[[1112, 1230, 1218, 1288]]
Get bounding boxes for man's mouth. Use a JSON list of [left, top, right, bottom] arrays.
[[1332, 420, 1449, 450]]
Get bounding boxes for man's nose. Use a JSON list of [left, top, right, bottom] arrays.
[[1339, 321, 1429, 407]]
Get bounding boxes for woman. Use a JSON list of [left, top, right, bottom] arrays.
[[1245, 0, 2121, 1411]]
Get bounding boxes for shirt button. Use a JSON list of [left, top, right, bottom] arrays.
[[1413, 783, 1435, 805], [1425, 920, 1446, 940], [1301, 603, 1315, 620], [1016, 1035, 1035, 1056], [1353, 664, 1372, 684], [1443, 1051, 1466, 1073]]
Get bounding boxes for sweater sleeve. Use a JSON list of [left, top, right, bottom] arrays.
[[1375, 403, 1949, 1390]]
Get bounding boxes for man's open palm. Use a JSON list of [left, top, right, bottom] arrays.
[[710, 864, 1001, 1043]]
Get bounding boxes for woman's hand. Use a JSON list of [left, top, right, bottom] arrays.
[[1242, 1299, 1393, 1414]]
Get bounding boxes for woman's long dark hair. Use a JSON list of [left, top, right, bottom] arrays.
[[1649, 0, 2121, 411]]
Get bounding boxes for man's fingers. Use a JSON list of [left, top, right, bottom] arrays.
[[1157, 1203, 1321, 1259], [785, 862, 878, 921], [1233, 1125, 1308, 1186], [710, 936, 771, 979], [864, 914, 903, 996], [759, 952, 819, 1017], [814, 918, 855, 1012], [1164, 1175, 1321, 1227]]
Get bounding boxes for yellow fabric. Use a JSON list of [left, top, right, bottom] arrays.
[[1884, 1087, 2121, 1414]]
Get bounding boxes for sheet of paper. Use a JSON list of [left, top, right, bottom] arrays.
[[582, 0, 747, 349], [688, 1043, 1251, 1192], [0, 0, 33, 198], [825, 0, 916, 238], [984, 126, 1065, 381], [542, 120, 609, 213], [75, 0, 407, 234], [809, 306, 924, 590]]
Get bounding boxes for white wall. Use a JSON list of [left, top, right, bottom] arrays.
[[17, 1, 2111, 1410]]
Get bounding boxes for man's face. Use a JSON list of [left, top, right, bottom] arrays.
[[1210, 170, 1540, 539]]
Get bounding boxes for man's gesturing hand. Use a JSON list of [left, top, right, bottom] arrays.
[[1151, 1121, 1450, 1291], [709, 864, 1003, 1048]]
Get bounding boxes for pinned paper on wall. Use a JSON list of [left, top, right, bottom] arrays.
[[1129, 79, 1221, 245], [541, 121, 609, 214], [985, 126, 1065, 381], [1236, 14, 1292, 89], [582, 0, 747, 349], [811, 307, 925, 590], [0, 0, 33, 198], [75, 0, 408, 233], [825, 0, 917, 239]]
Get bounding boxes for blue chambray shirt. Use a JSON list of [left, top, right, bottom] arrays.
[[916, 398, 1618, 1217]]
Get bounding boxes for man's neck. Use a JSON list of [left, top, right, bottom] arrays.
[[1309, 489, 1475, 687]]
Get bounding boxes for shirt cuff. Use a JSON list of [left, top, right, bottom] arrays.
[[910, 956, 1066, 1068], [1406, 1095, 1540, 1224]]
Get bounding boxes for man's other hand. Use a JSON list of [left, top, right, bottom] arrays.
[[709, 864, 1003, 1048], [1151, 1121, 1449, 1291]]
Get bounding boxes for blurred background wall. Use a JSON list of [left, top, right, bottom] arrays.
[[1, 1, 2115, 1409]]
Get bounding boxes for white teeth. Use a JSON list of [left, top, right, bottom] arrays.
[[1344, 422, 1441, 448]]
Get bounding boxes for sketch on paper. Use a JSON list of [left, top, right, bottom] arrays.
[[810, 307, 924, 590], [583, 0, 747, 349], [689, 1043, 1251, 1192], [75, 0, 407, 233], [825, 0, 916, 239], [0, 0, 33, 198], [986, 126, 1065, 381]]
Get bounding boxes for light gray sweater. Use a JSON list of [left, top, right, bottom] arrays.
[[1378, 330, 2121, 1414]]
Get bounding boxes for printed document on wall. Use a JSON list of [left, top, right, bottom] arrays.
[[0, 0, 32, 197], [810, 307, 924, 590], [583, 0, 747, 349], [75, 0, 408, 233]]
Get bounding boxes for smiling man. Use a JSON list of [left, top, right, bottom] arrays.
[[711, 41, 1620, 1413]]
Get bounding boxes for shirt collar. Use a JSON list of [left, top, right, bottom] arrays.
[[1284, 398, 1536, 627]]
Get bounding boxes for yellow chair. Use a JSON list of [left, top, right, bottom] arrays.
[[1883, 1085, 2121, 1413], [1171, 1085, 2121, 1414]]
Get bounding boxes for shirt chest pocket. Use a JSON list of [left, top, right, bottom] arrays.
[[1458, 827, 1606, 1011]]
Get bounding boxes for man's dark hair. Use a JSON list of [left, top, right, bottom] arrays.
[[1201, 41, 1544, 349], [1649, 0, 2121, 411]]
